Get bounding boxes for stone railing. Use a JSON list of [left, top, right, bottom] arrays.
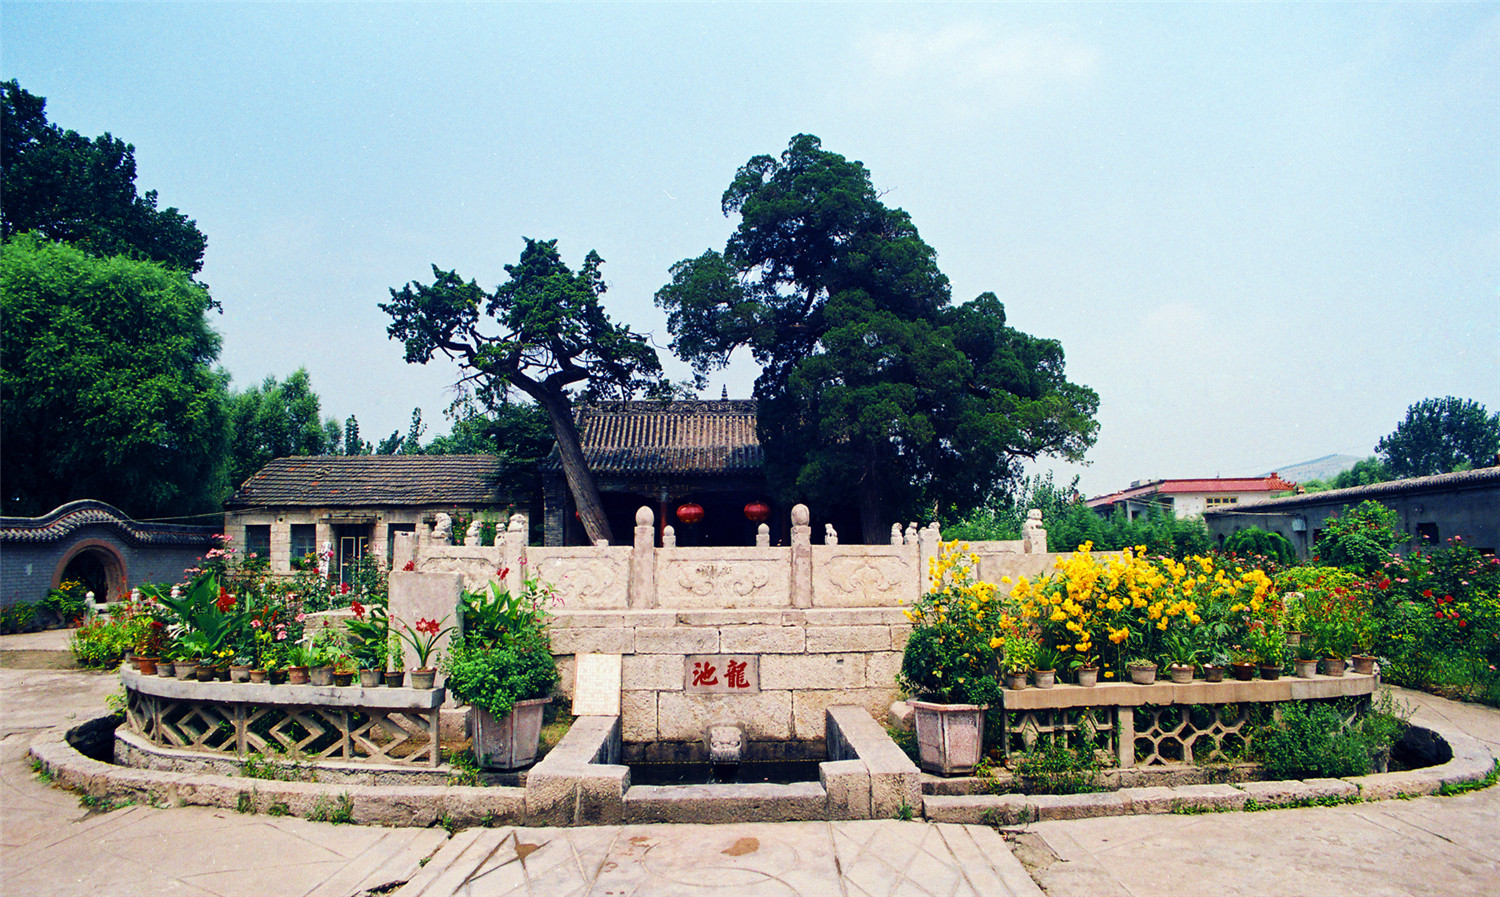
[[997, 673, 1379, 768], [120, 667, 445, 767], [392, 504, 1068, 610]]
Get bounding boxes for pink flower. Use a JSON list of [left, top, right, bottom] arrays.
[[250, 619, 262, 629], [295, 613, 306, 623]]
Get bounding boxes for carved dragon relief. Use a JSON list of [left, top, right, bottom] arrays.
[[539, 557, 625, 606], [822, 554, 911, 596]]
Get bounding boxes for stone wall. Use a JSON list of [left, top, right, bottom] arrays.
[[391, 503, 1079, 760]]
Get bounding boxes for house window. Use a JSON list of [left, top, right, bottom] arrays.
[[244, 525, 271, 561], [1205, 497, 1239, 507], [290, 524, 318, 568]]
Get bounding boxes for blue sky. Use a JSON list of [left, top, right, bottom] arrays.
[[4, 2, 1496, 502]]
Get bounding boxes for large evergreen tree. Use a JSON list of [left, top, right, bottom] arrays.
[[1376, 397, 1500, 478], [656, 135, 1098, 540]]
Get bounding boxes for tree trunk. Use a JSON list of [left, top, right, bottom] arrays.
[[531, 390, 614, 545]]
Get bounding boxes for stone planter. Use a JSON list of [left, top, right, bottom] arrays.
[[310, 666, 335, 687], [1128, 664, 1158, 685], [410, 669, 437, 690], [359, 669, 383, 688], [1294, 658, 1319, 678], [1352, 654, 1377, 675], [910, 700, 987, 776], [1075, 667, 1099, 687], [1168, 664, 1194, 684], [1032, 669, 1056, 689], [472, 697, 551, 770], [1323, 657, 1347, 677]]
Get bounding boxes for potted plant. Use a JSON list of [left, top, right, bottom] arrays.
[[346, 601, 389, 687], [1292, 639, 1320, 678], [1070, 653, 1099, 687], [1250, 623, 1286, 680], [308, 628, 342, 686], [1031, 643, 1061, 689], [1202, 651, 1228, 683], [1127, 657, 1158, 685], [1001, 634, 1036, 690], [443, 578, 560, 769], [897, 542, 1004, 776], [385, 633, 405, 687], [1228, 644, 1257, 681], [1164, 631, 1197, 683], [284, 642, 316, 684], [396, 615, 454, 689]]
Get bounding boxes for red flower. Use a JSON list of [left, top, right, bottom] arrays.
[[340, 582, 351, 595], [403, 561, 416, 571], [416, 618, 440, 635], [1459, 620, 1467, 627], [1422, 589, 1433, 598], [498, 567, 511, 579], [350, 599, 365, 620], [216, 587, 234, 612]]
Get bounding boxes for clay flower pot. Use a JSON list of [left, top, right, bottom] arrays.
[[1258, 664, 1282, 681], [1032, 669, 1057, 689], [410, 668, 437, 690], [1075, 666, 1099, 687], [384, 671, 404, 688], [1004, 671, 1028, 691], [359, 669, 382, 688], [229, 665, 251, 683], [137, 657, 159, 676], [1168, 664, 1194, 684], [310, 666, 334, 686], [1202, 664, 1226, 683], [1128, 664, 1158, 685], [286, 666, 310, 685], [1323, 657, 1347, 677], [1229, 662, 1257, 681], [1352, 654, 1377, 675], [248, 669, 267, 683]]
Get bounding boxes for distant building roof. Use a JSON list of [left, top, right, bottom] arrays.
[[543, 400, 763, 477], [225, 455, 503, 509], [1205, 466, 1500, 514], [1088, 474, 1299, 509], [0, 500, 218, 546]]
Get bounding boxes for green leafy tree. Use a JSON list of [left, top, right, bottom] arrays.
[[1, 81, 207, 274], [1, 235, 228, 516], [1223, 527, 1296, 565], [656, 135, 1098, 540], [382, 238, 667, 543], [225, 368, 342, 489], [343, 416, 370, 455], [1376, 397, 1500, 479], [1315, 500, 1402, 573]]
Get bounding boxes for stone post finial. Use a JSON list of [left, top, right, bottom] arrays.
[[1022, 508, 1048, 554], [905, 523, 918, 545], [791, 504, 813, 608], [630, 506, 657, 608], [662, 525, 677, 549], [503, 512, 528, 594], [756, 523, 770, 548], [824, 523, 838, 546], [891, 523, 903, 546], [464, 518, 483, 546]]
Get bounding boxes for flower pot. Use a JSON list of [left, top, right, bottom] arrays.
[[1286, 632, 1304, 647], [1294, 658, 1319, 678], [229, 665, 250, 683], [1168, 664, 1194, 684], [310, 666, 334, 687], [1323, 657, 1347, 677], [1202, 664, 1225, 683], [1352, 654, 1377, 675], [1258, 664, 1282, 681], [1229, 662, 1256, 681], [1033, 669, 1057, 689], [910, 700, 987, 776], [1128, 664, 1158, 685], [384, 671, 404, 688], [248, 668, 267, 684], [472, 697, 552, 770], [1004, 672, 1028, 690], [332, 671, 354, 687], [174, 661, 198, 679], [359, 669, 382, 688], [410, 668, 437, 690], [196, 664, 220, 682], [157, 661, 175, 677], [1075, 667, 1099, 687], [286, 665, 310, 685], [137, 657, 158, 676]]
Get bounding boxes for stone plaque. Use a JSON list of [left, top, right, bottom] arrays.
[[684, 654, 760, 694], [572, 653, 622, 716]]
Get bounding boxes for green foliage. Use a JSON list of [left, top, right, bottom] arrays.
[[442, 632, 558, 721], [1439, 759, 1500, 796], [344, 603, 389, 671], [1011, 739, 1104, 795], [1377, 397, 1500, 478], [241, 752, 305, 781], [69, 614, 143, 668], [1046, 504, 1210, 559], [657, 135, 1098, 541], [306, 793, 354, 824], [147, 572, 243, 662], [382, 237, 669, 544], [1315, 501, 1402, 574], [1223, 527, 1296, 566], [1254, 701, 1375, 780], [225, 368, 342, 489], [0, 601, 39, 634], [2, 235, 229, 517], [2, 81, 207, 273], [942, 471, 1082, 542]]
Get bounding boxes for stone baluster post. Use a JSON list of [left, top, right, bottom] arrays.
[[756, 523, 770, 548], [919, 521, 942, 593], [629, 506, 657, 609], [790, 504, 813, 608], [505, 513, 527, 594], [890, 523, 903, 546], [662, 525, 677, 549]]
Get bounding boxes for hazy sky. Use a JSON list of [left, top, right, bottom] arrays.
[[4, 2, 1496, 501]]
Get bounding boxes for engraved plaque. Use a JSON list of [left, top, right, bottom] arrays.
[[572, 653, 622, 716], [684, 654, 760, 694]]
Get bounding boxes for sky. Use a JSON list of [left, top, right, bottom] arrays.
[[4, 2, 1496, 503]]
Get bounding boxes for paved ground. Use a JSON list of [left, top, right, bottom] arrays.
[[1, 629, 1497, 896]]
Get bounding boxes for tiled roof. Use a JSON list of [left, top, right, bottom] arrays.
[[0, 500, 219, 546], [1207, 466, 1500, 513], [1088, 475, 1299, 508], [225, 455, 504, 509], [543, 400, 763, 476]]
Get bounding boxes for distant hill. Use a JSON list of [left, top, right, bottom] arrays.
[[1265, 454, 1363, 485]]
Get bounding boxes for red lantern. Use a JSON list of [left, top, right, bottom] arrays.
[[676, 502, 705, 525], [744, 500, 771, 523]]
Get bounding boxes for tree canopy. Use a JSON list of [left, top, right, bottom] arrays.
[[1, 235, 228, 517], [1376, 397, 1499, 479], [656, 135, 1098, 540], [224, 368, 343, 490], [1, 80, 207, 274], [382, 238, 668, 543]]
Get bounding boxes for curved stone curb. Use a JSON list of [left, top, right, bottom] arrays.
[[922, 721, 1496, 825]]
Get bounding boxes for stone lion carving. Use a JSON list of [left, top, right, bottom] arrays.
[[464, 518, 484, 546], [1023, 508, 1048, 554], [431, 513, 452, 544]]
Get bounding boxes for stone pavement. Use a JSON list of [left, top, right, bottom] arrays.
[[2, 638, 1498, 896]]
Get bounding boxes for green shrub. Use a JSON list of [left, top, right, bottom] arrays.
[[1224, 527, 1296, 566], [1011, 739, 1104, 795], [1255, 701, 1373, 780]]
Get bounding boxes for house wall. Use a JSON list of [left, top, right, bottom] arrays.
[[1204, 476, 1500, 559], [223, 506, 491, 575]]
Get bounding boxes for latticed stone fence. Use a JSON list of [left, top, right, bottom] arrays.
[[998, 673, 1379, 768], [120, 667, 444, 767]]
